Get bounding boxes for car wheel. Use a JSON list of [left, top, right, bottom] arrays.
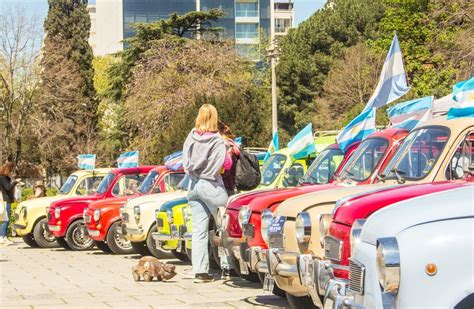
[[131, 241, 150, 256], [33, 218, 58, 248], [171, 249, 190, 262], [106, 221, 134, 254], [65, 219, 94, 251], [143, 271, 153, 282], [22, 234, 39, 248], [145, 224, 174, 259], [132, 271, 140, 281], [232, 256, 260, 282], [258, 272, 286, 298], [94, 240, 112, 253], [56, 237, 71, 250], [286, 293, 318, 309]]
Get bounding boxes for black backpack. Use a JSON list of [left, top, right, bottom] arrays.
[[235, 148, 261, 191]]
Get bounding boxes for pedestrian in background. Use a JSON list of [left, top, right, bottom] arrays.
[[33, 181, 47, 198], [0, 162, 20, 245], [183, 104, 229, 283]]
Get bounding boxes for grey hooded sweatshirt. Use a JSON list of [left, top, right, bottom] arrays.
[[182, 129, 226, 183]]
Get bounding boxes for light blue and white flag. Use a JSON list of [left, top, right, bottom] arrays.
[[77, 154, 96, 170], [447, 77, 474, 119], [288, 123, 315, 158], [234, 137, 242, 146], [364, 33, 410, 111], [117, 151, 139, 168], [387, 96, 433, 130], [164, 151, 183, 171], [336, 108, 376, 152], [263, 131, 279, 162]]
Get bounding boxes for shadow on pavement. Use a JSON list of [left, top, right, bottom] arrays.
[[242, 295, 289, 308]]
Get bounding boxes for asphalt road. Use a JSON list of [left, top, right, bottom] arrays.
[[0, 238, 289, 308]]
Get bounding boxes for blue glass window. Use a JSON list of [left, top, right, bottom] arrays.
[[236, 2, 258, 17], [236, 23, 258, 38]]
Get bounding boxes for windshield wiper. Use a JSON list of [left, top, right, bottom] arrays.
[[392, 168, 406, 184]]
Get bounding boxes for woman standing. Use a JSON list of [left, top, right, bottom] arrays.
[[0, 162, 19, 245], [183, 104, 229, 283]]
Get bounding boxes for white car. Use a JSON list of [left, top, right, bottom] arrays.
[[333, 184, 474, 309]]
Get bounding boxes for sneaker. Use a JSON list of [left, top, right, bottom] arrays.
[[193, 273, 214, 283], [180, 268, 195, 279], [221, 269, 231, 280]]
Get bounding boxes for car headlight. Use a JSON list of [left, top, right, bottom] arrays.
[[350, 219, 366, 256], [134, 206, 141, 223], [167, 209, 173, 224], [318, 213, 332, 246], [21, 206, 27, 219], [93, 209, 100, 222], [238, 206, 251, 228], [260, 209, 273, 244], [376, 237, 400, 295], [295, 212, 311, 244], [54, 208, 61, 219]]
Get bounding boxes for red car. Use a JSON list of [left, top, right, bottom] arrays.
[[84, 166, 184, 254], [232, 128, 409, 285], [48, 166, 156, 250]]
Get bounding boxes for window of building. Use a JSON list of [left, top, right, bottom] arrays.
[[236, 2, 258, 17], [275, 18, 291, 33], [236, 23, 258, 38], [236, 44, 260, 60]]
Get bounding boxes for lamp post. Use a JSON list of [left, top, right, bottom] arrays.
[[267, 40, 280, 135]]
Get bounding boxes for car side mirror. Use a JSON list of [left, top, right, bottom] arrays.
[[454, 166, 465, 179]]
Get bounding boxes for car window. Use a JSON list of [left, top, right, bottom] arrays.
[[164, 173, 185, 192], [59, 175, 77, 195], [383, 127, 450, 180], [301, 148, 344, 184], [75, 176, 104, 196], [446, 132, 474, 180], [96, 172, 115, 195], [261, 154, 287, 185], [112, 174, 147, 196], [339, 138, 388, 183], [138, 170, 160, 194], [282, 162, 305, 187]]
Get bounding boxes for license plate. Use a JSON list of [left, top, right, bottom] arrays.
[[218, 246, 226, 257], [268, 216, 286, 235], [239, 260, 249, 275], [263, 274, 275, 292]]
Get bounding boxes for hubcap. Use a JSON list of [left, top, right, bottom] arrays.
[[41, 222, 55, 242], [114, 232, 131, 249], [72, 224, 92, 248]]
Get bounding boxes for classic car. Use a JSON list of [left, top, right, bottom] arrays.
[[84, 166, 184, 254], [13, 168, 110, 248], [344, 185, 474, 309], [263, 117, 474, 307], [47, 166, 155, 250]]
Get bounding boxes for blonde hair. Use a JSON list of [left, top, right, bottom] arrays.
[[195, 104, 218, 132], [0, 162, 15, 177]]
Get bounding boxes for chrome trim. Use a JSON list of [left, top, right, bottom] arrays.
[[87, 229, 100, 237], [324, 235, 343, 262], [125, 226, 144, 235], [12, 224, 27, 230], [295, 212, 312, 244], [152, 232, 173, 241], [48, 225, 60, 232], [348, 258, 365, 295], [249, 246, 261, 271], [376, 237, 400, 295]]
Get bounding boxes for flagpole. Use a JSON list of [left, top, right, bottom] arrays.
[[267, 41, 280, 135]]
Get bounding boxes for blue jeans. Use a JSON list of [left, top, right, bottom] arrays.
[[1, 202, 11, 237], [188, 177, 230, 274]]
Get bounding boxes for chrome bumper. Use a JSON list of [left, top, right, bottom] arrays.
[[124, 225, 144, 236], [323, 281, 365, 309], [87, 229, 100, 237], [170, 224, 192, 241], [12, 223, 27, 230], [48, 225, 60, 232], [259, 248, 299, 278]]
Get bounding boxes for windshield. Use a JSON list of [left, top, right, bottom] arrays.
[[138, 171, 159, 194], [338, 138, 389, 183], [382, 127, 450, 180], [96, 172, 115, 195], [301, 148, 344, 184], [261, 154, 287, 186], [59, 175, 78, 195]]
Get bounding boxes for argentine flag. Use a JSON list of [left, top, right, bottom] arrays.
[[337, 34, 410, 151], [263, 131, 279, 162], [117, 151, 139, 168], [164, 151, 183, 171], [447, 77, 474, 119], [77, 154, 96, 170], [288, 123, 315, 159], [388, 96, 433, 130]]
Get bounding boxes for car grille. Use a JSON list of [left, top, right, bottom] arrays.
[[269, 234, 284, 249], [84, 214, 91, 223], [348, 258, 365, 294], [122, 212, 129, 223], [324, 235, 342, 261]]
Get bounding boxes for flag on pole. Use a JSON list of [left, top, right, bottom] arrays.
[[287, 123, 315, 158], [117, 151, 139, 168], [234, 137, 242, 146], [387, 96, 433, 130], [263, 131, 279, 162], [77, 154, 96, 170], [164, 151, 183, 171], [447, 77, 474, 119], [337, 33, 410, 151]]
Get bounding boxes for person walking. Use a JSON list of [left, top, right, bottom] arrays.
[[183, 104, 229, 283], [0, 162, 20, 245]]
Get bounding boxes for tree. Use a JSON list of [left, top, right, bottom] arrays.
[[35, 0, 97, 175], [0, 6, 40, 164]]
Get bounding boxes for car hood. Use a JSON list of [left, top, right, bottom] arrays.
[[126, 191, 186, 210], [18, 195, 66, 209], [50, 195, 100, 207], [227, 187, 299, 211], [89, 196, 129, 210]]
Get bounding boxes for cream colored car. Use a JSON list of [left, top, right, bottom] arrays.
[[13, 168, 110, 248], [259, 117, 474, 307]]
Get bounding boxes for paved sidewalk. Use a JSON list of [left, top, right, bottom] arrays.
[[0, 239, 289, 308]]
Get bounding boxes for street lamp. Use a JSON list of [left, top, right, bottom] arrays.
[[266, 40, 280, 135]]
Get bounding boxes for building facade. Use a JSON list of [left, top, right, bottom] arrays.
[[89, 0, 293, 58]]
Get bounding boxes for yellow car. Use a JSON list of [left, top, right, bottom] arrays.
[[13, 168, 110, 248]]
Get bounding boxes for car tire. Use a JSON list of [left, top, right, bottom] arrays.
[[65, 219, 94, 251], [171, 249, 190, 262], [32, 218, 58, 248], [258, 272, 286, 298], [131, 241, 150, 256], [232, 257, 260, 282], [106, 221, 134, 255], [145, 223, 174, 259], [56, 237, 71, 250], [94, 240, 112, 253], [22, 234, 39, 248], [286, 293, 318, 309]]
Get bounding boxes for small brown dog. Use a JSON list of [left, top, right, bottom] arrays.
[[132, 256, 177, 282]]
